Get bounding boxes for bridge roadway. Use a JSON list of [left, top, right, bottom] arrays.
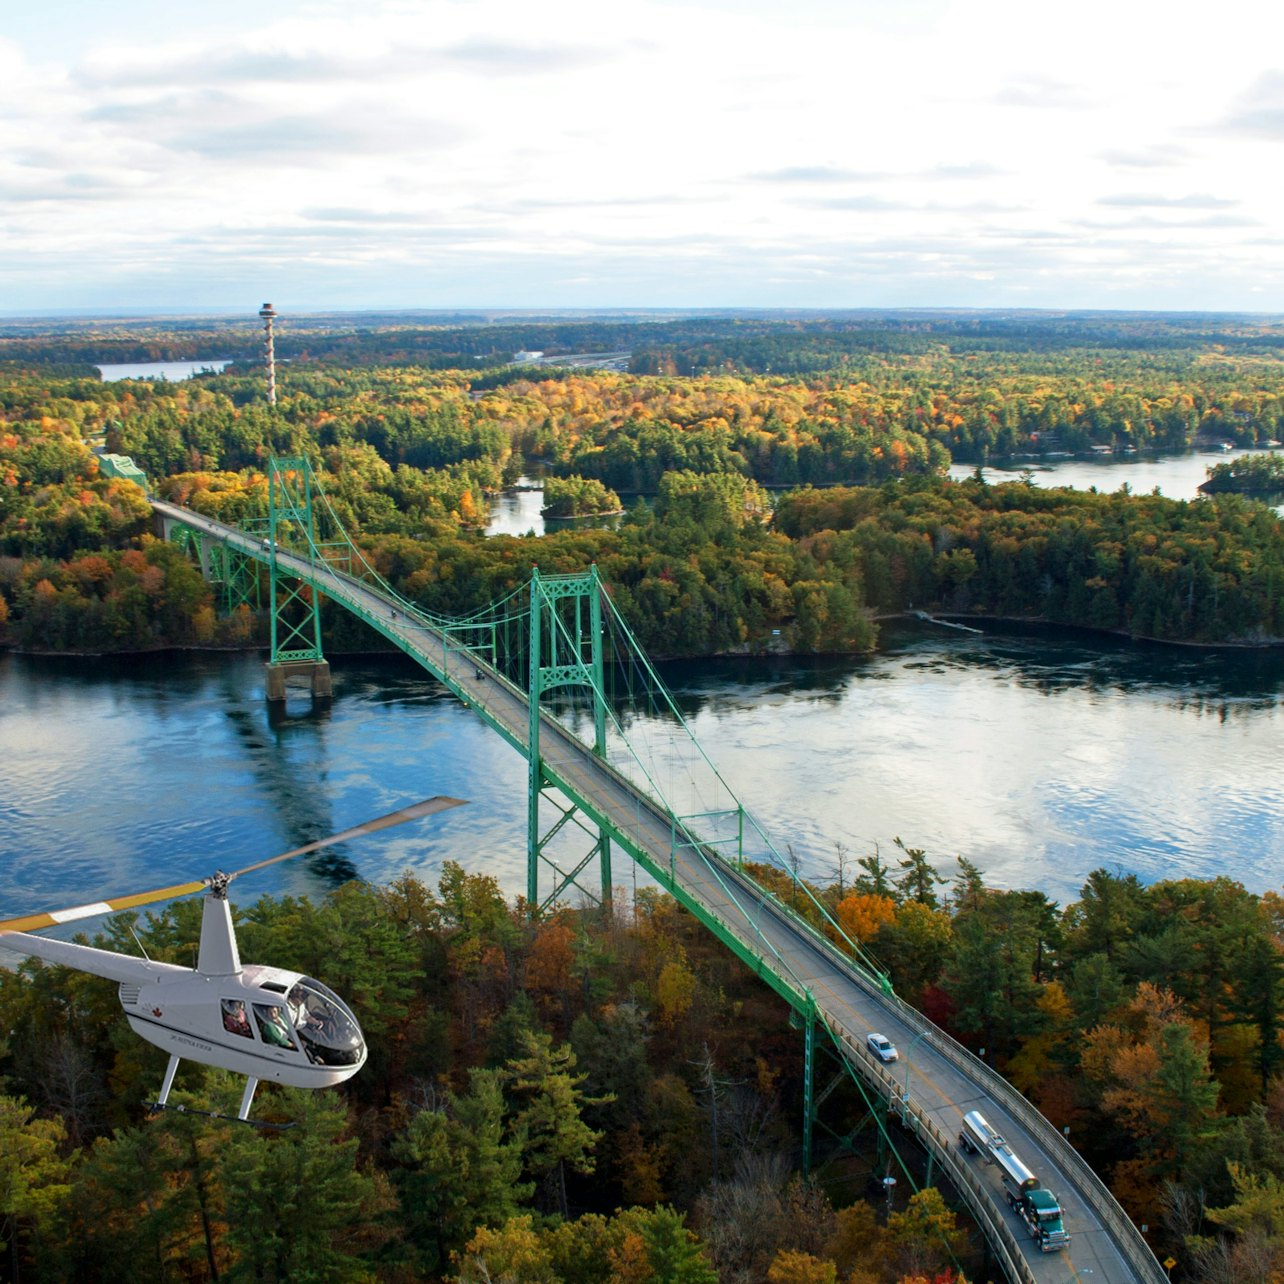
[[154, 501, 1165, 1284]]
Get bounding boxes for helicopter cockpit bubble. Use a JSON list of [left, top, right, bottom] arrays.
[[288, 978, 365, 1067]]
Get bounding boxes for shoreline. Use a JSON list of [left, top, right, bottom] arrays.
[[6, 608, 1282, 661]]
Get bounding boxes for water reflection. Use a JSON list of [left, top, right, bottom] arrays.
[[644, 622, 1284, 720], [485, 478, 627, 538], [96, 360, 231, 382], [238, 700, 361, 886], [947, 447, 1284, 511], [1, 622, 1281, 924]]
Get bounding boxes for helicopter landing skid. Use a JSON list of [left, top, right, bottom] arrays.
[[145, 1100, 297, 1130], [149, 1062, 294, 1129]]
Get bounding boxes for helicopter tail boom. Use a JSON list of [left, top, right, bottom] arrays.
[[0, 930, 185, 985]]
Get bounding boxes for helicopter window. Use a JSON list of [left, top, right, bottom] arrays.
[[221, 999, 253, 1039], [253, 1002, 297, 1051], [286, 979, 365, 1068]]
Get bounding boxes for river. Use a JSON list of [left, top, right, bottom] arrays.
[[96, 360, 231, 382], [2, 621, 1280, 930], [946, 447, 1284, 506]]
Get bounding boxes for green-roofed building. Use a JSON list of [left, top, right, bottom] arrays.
[[98, 453, 148, 489]]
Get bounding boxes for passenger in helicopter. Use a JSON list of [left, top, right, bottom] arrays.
[[221, 998, 252, 1038], [253, 1002, 296, 1049]]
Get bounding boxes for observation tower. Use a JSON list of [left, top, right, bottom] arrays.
[[258, 302, 277, 405]]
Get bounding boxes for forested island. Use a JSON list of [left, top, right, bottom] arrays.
[[3, 310, 1284, 1282], [539, 475, 623, 519], [1199, 454, 1284, 496]]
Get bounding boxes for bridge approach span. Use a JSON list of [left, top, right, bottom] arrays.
[[154, 500, 1165, 1284]]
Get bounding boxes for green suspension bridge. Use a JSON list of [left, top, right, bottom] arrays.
[[155, 457, 1164, 1284]]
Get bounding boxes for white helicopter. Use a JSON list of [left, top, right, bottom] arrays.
[[0, 795, 464, 1125]]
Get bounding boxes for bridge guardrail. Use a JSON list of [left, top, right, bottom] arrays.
[[868, 992, 1164, 1282], [817, 949, 1165, 1283], [712, 861, 1163, 1283], [828, 1025, 1035, 1284]]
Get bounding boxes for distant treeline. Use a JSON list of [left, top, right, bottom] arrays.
[[3, 319, 1283, 654]]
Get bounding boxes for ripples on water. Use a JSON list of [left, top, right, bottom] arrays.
[[1, 625, 1281, 933]]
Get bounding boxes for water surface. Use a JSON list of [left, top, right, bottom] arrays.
[[2, 625, 1279, 929], [946, 447, 1283, 503], [489, 450, 1282, 536], [97, 360, 231, 382]]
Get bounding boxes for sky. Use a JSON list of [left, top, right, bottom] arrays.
[[3, 0, 1283, 315]]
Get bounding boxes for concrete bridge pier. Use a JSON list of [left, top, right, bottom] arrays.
[[265, 659, 332, 702]]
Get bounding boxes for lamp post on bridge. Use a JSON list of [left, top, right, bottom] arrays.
[[882, 1174, 896, 1217]]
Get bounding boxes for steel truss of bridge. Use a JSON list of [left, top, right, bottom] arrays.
[[154, 462, 1165, 1284]]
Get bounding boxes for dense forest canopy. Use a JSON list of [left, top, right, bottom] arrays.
[[3, 309, 1283, 655], [2, 852, 1282, 1282], [3, 311, 1284, 1280]]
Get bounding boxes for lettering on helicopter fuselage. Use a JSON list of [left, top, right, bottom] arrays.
[[173, 1035, 213, 1052]]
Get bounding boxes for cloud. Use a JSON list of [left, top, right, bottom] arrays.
[[497, 193, 701, 212], [4, 0, 1284, 312], [77, 35, 613, 93], [88, 90, 242, 127], [1218, 70, 1284, 138], [993, 76, 1093, 110], [1100, 144, 1188, 169], [0, 164, 156, 203], [1073, 213, 1260, 231], [809, 195, 912, 211], [302, 207, 430, 225], [749, 165, 883, 183], [168, 111, 462, 160], [0, 180, 119, 203], [440, 38, 611, 74], [747, 162, 1002, 186], [808, 194, 1021, 216], [1097, 193, 1238, 209], [83, 87, 464, 164], [928, 162, 1004, 180]]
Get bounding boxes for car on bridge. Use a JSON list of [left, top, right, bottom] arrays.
[[867, 1032, 898, 1062]]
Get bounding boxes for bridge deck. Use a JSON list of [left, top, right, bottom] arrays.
[[153, 501, 1165, 1284]]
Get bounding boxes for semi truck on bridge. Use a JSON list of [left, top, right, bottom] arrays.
[[960, 1110, 1071, 1253]]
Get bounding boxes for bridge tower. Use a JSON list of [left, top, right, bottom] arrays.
[[264, 456, 331, 702], [526, 566, 612, 913]]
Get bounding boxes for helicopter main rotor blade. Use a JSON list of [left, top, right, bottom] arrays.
[[0, 795, 466, 935], [0, 878, 210, 934], [227, 795, 467, 882]]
